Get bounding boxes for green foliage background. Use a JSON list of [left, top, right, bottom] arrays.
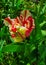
[[0, 0, 46, 65]]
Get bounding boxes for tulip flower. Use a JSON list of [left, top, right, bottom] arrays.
[[4, 10, 35, 42]]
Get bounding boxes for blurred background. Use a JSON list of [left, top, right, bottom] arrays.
[[0, 0, 46, 65]]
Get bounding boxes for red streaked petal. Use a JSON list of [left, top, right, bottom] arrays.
[[24, 10, 27, 19], [12, 27, 17, 32], [25, 26, 34, 37], [25, 30, 30, 37], [11, 25, 17, 32], [4, 17, 12, 25], [11, 34, 15, 38], [17, 17, 22, 25], [16, 18, 19, 23], [20, 15, 23, 21], [27, 16, 33, 22], [18, 32, 24, 39], [22, 20, 28, 26]]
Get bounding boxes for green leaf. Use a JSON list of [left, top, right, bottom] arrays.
[[41, 30, 46, 36], [16, 0, 23, 8], [2, 44, 24, 53], [40, 21, 46, 27], [27, 63, 30, 65], [24, 44, 36, 56]]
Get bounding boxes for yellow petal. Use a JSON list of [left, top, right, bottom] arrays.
[[13, 35, 23, 42]]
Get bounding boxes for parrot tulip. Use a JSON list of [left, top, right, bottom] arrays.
[[4, 10, 35, 42]]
